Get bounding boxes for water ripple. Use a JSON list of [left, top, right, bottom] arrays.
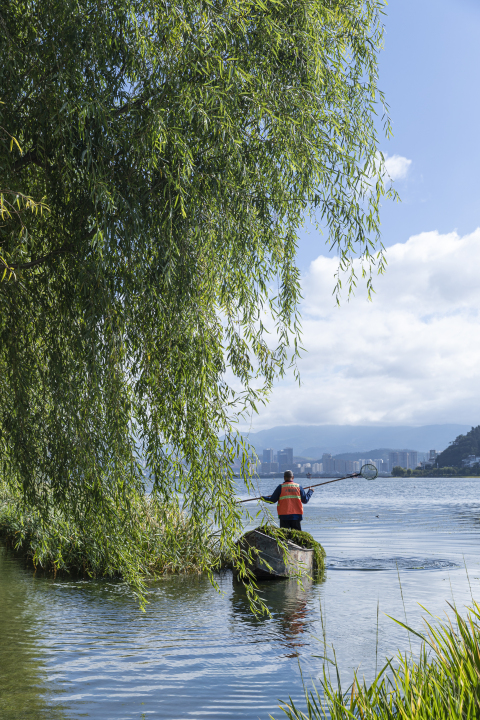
[[327, 556, 458, 571], [3, 477, 480, 719]]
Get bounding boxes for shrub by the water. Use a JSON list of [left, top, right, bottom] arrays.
[[256, 524, 326, 574], [0, 480, 221, 586], [276, 602, 480, 720]]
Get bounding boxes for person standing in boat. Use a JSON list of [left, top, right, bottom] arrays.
[[261, 470, 314, 530]]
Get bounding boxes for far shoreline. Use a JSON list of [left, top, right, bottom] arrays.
[[234, 473, 480, 480]]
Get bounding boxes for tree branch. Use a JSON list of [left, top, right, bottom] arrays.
[[112, 96, 145, 117], [3, 245, 76, 270], [12, 149, 41, 173], [1, 228, 97, 271]]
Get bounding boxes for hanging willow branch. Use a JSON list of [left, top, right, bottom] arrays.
[[0, 0, 395, 603]]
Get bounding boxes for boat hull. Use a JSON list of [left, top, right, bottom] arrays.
[[238, 529, 314, 580]]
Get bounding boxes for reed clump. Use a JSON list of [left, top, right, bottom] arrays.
[[0, 480, 221, 581], [277, 601, 480, 720]]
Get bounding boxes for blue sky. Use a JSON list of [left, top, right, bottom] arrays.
[[295, 0, 480, 269], [247, 0, 480, 431]]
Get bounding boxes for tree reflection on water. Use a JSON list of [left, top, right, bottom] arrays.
[[0, 548, 68, 720]]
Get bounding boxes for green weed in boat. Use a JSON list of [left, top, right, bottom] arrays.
[[255, 525, 326, 574]]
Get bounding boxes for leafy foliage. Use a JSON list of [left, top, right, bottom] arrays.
[[436, 426, 480, 468], [0, 479, 222, 579], [0, 0, 394, 596], [410, 466, 480, 478]]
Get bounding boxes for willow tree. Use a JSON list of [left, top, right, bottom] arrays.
[[0, 0, 394, 592]]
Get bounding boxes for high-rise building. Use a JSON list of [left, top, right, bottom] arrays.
[[277, 447, 294, 471], [284, 447, 293, 466], [359, 458, 373, 469], [409, 452, 418, 469], [312, 463, 323, 473], [322, 453, 335, 474], [335, 459, 346, 474], [388, 450, 418, 471], [429, 449, 437, 462], [397, 451, 409, 469], [388, 452, 399, 471], [263, 448, 274, 464]]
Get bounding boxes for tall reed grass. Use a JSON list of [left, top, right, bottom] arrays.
[[277, 602, 480, 720]]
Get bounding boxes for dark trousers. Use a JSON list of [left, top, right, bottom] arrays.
[[279, 515, 302, 531]]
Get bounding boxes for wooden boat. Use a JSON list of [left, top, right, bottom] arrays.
[[238, 528, 314, 580]]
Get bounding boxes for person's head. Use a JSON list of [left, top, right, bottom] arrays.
[[284, 470, 294, 481]]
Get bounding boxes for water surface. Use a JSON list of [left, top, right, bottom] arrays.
[[2, 477, 480, 719]]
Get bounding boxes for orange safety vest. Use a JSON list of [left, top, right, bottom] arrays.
[[277, 481, 303, 516]]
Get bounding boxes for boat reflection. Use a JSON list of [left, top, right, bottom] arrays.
[[231, 573, 324, 658]]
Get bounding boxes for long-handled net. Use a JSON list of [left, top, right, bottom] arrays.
[[238, 463, 379, 503]]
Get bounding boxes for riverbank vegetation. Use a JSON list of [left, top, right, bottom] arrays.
[[1, 0, 395, 597], [392, 465, 480, 478], [0, 480, 223, 584], [278, 602, 480, 720], [435, 425, 480, 468]]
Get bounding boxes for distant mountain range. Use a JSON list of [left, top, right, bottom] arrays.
[[328, 448, 416, 462], [240, 424, 472, 457]]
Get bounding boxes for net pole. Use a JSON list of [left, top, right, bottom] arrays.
[[238, 472, 360, 502], [303, 472, 359, 490], [238, 494, 264, 504]]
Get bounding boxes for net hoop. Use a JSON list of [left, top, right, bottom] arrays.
[[360, 463, 378, 481]]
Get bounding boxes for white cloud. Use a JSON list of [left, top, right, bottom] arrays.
[[250, 229, 480, 429], [384, 153, 412, 181]]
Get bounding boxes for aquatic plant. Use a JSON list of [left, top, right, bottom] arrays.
[[255, 525, 326, 574], [276, 602, 480, 720]]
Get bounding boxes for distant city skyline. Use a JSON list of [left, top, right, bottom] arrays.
[[255, 445, 437, 475]]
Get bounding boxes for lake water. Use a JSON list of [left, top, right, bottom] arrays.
[[2, 477, 480, 720]]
